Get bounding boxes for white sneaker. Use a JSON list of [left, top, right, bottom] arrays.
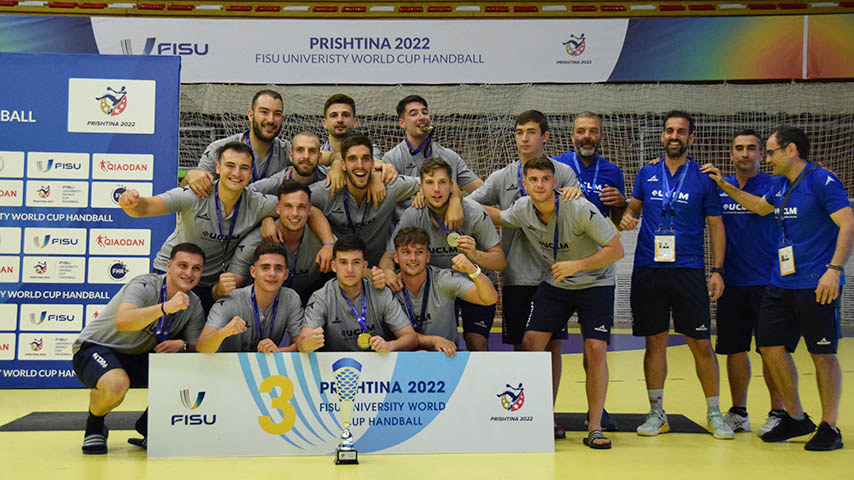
[[757, 410, 786, 437], [637, 410, 670, 436], [707, 411, 735, 439], [724, 409, 751, 433]]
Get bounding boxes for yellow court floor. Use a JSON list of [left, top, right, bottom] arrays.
[[2, 335, 852, 480]]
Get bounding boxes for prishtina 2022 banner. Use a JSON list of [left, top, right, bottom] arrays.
[[148, 352, 553, 458], [2, 14, 854, 82], [0, 52, 179, 388]]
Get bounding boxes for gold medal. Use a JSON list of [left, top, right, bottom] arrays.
[[357, 332, 371, 350], [447, 232, 460, 247]]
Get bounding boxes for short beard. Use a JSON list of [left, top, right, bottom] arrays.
[[252, 117, 281, 142]]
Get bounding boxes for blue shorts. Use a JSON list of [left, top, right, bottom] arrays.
[[455, 298, 495, 339], [501, 285, 567, 344], [630, 267, 711, 339], [527, 283, 614, 343], [715, 285, 766, 355], [757, 286, 841, 354], [72, 342, 150, 389]]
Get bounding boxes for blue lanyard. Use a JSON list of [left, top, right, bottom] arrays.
[[251, 288, 280, 343], [340, 282, 369, 333], [428, 209, 459, 236], [342, 194, 369, 236], [535, 196, 560, 262], [214, 183, 242, 271], [517, 162, 527, 197], [569, 152, 600, 196], [155, 279, 175, 343], [284, 231, 303, 288], [776, 163, 816, 244], [401, 268, 430, 333], [658, 159, 689, 231], [244, 131, 274, 182], [405, 129, 434, 158]]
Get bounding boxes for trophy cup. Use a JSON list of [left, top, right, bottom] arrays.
[[332, 357, 362, 465]]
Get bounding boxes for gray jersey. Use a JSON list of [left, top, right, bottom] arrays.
[[197, 131, 291, 185], [386, 198, 500, 270], [500, 195, 617, 290], [309, 176, 419, 266], [73, 273, 204, 355], [469, 159, 579, 286], [392, 265, 472, 342], [383, 140, 479, 187], [228, 226, 323, 296], [155, 185, 277, 287], [246, 165, 329, 196], [304, 278, 410, 351], [321, 140, 382, 160], [205, 285, 304, 352]]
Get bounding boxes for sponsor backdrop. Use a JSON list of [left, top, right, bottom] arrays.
[[0, 52, 179, 388], [149, 352, 553, 458], [0, 14, 853, 82]]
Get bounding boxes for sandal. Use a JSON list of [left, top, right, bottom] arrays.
[[583, 429, 612, 449], [554, 422, 566, 439]]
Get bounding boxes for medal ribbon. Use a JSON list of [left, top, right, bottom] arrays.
[[244, 131, 274, 182], [658, 159, 689, 232], [340, 283, 369, 334], [402, 268, 430, 333], [404, 129, 434, 159], [155, 279, 176, 343], [343, 194, 370, 237], [214, 182, 243, 271], [776, 163, 816, 245], [251, 288, 280, 342], [568, 152, 600, 196], [534, 195, 560, 262]]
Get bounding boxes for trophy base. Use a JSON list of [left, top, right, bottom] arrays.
[[335, 448, 359, 465]]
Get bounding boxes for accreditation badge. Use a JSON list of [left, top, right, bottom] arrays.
[[778, 245, 796, 276], [654, 234, 676, 262]]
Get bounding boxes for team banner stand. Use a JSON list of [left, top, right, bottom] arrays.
[[148, 352, 553, 458], [0, 52, 180, 388]]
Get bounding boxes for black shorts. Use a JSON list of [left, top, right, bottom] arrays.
[[72, 342, 149, 389], [501, 285, 537, 345], [715, 285, 766, 355], [527, 283, 614, 343], [630, 267, 711, 339], [757, 285, 842, 354], [455, 298, 495, 339]]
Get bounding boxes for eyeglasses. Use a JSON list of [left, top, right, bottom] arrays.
[[765, 143, 789, 158]]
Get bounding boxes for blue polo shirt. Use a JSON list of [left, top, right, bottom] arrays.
[[720, 172, 777, 286], [553, 151, 626, 217], [762, 164, 850, 289], [632, 158, 722, 269]]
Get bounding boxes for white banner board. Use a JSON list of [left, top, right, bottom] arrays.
[[149, 352, 552, 458]]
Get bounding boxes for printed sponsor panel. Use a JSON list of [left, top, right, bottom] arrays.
[[0, 333, 15, 360], [0, 304, 18, 330], [88, 228, 151, 255], [26, 152, 90, 179], [21, 256, 86, 284], [0, 151, 25, 178], [87, 256, 150, 284], [92, 153, 154, 180], [0, 227, 22, 254], [90, 181, 152, 209], [18, 304, 84, 331], [85, 304, 107, 329], [0, 180, 24, 207], [0, 256, 21, 283], [149, 352, 552, 458], [24, 180, 88, 208], [23, 227, 87, 255], [17, 332, 77, 361], [67, 78, 156, 134]]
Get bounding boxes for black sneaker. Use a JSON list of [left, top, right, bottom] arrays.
[[805, 422, 843, 451], [585, 409, 618, 432], [761, 412, 816, 442]]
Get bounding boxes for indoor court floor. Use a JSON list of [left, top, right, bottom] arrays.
[[2, 330, 852, 480]]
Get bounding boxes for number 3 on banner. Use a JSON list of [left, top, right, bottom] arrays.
[[257, 375, 297, 435]]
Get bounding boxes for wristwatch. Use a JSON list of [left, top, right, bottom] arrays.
[[710, 267, 724, 275]]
